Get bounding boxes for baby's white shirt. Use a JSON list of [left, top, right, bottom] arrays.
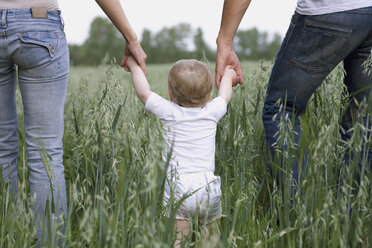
[[145, 92, 227, 174]]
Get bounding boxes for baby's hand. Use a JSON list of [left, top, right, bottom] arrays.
[[126, 56, 139, 70], [224, 65, 237, 81]]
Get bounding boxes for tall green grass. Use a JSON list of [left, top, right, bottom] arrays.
[[0, 60, 371, 247]]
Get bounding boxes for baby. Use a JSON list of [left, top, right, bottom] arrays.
[[126, 57, 236, 247]]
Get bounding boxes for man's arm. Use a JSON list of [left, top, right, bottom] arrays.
[[95, 0, 147, 73], [218, 66, 237, 104], [216, 0, 251, 88], [126, 57, 152, 104]]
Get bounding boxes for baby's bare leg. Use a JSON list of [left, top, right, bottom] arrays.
[[201, 220, 221, 247], [174, 219, 191, 248]]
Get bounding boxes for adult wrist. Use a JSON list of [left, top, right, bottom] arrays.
[[216, 40, 233, 47], [216, 32, 234, 46], [125, 31, 138, 45]]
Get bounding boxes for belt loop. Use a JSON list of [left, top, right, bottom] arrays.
[[59, 11, 64, 30], [1, 9, 6, 29]]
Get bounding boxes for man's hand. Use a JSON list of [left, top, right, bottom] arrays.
[[121, 39, 147, 74], [215, 43, 243, 88]]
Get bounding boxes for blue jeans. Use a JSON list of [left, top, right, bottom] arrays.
[[0, 8, 69, 242], [262, 7, 372, 185]]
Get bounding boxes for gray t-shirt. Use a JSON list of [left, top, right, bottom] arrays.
[[296, 0, 372, 15], [0, 0, 59, 10]]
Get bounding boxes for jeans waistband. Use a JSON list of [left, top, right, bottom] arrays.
[[346, 6, 372, 14], [0, 8, 64, 30]]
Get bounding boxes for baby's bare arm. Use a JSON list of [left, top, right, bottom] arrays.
[[126, 57, 152, 104], [218, 66, 237, 104]]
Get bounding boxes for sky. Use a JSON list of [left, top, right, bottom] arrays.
[[59, 0, 297, 48]]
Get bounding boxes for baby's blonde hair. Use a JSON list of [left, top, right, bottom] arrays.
[[168, 59, 213, 107]]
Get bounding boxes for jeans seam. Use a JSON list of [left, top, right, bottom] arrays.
[[289, 57, 332, 74], [266, 14, 299, 97], [4, 26, 63, 40], [304, 20, 352, 38]]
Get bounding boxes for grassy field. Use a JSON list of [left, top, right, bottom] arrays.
[[1, 60, 371, 247]]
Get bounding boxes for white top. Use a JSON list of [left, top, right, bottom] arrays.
[[296, 0, 372, 15], [0, 0, 59, 10], [145, 92, 227, 174]]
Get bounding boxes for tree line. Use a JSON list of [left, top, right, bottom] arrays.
[[69, 17, 282, 66]]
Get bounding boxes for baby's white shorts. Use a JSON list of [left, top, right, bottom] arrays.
[[164, 171, 222, 224]]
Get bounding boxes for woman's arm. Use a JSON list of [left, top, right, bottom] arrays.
[[95, 0, 147, 73]]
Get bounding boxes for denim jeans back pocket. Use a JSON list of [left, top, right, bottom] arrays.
[[13, 30, 67, 79], [18, 31, 59, 58], [290, 18, 352, 74]]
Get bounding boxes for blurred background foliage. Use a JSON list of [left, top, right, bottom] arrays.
[[68, 17, 282, 66]]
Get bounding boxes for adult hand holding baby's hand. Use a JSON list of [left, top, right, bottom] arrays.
[[121, 40, 147, 74], [126, 56, 138, 70]]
